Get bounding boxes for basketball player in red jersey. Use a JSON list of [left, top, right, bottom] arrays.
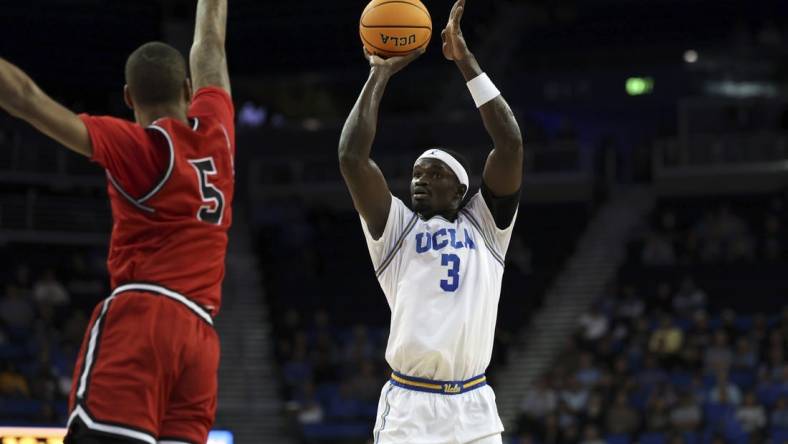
[[0, 1, 232, 443]]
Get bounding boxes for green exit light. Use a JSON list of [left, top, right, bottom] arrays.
[[626, 77, 654, 96]]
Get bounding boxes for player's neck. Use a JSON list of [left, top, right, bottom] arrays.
[[418, 209, 459, 222], [135, 106, 188, 128]]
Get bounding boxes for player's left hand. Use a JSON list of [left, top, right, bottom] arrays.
[[441, 0, 471, 61]]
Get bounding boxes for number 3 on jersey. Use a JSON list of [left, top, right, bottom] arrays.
[[189, 157, 225, 225], [440, 254, 460, 292]]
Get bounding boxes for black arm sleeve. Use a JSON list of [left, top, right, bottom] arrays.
[[481, 181, 521, 230]]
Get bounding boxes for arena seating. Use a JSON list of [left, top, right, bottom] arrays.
[[514, 191, 788, 444], [0, 243, 109, 425]]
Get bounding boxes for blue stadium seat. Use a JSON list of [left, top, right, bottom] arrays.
[[606, 434, 631, 444], [729, 369, 756, 390], [682, 431, 699, 444], [302, 422, 370, 439], [670, 371, 693, 390], [772, 427, 788, 444], [0, 398, 44, 420], [639, 432, 666, 444]]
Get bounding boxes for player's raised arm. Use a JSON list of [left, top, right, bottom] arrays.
[[190, 0, 231, 95], [442, 0, 523, 197], [338, 50, 424, 239], [0, 58, 92, 157]]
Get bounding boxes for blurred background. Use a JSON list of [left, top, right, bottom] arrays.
[[0, 0, 788, 443]]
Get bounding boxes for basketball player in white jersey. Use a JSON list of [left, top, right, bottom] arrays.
[[338, 1, 523, 443]]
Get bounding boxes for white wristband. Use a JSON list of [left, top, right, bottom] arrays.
[[466, 73, 501, 108]]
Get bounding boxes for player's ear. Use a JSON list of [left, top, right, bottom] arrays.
[[457, 184, 468, 200], [123, 85, 134, 110]]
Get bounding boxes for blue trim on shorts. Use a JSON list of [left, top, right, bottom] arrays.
[[390, 371, 487, 395]]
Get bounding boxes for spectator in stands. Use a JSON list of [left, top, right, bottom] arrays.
[[575, 352, 602, 388], [616, 285, 645, 322], [670, 393, 702, 432], [0, 362, 29, 398], [583, 391, 605, 429], [732, 337, 758, 370], [520, 377, 558, 420], [578, 306, 609, 344], [772, 397, 788, 430], [0, 285, 35, 337], [705, 330, 734, 374], [295, 381, 324, 425], [605, 390, 640, 436], [349, 361, 381, 403], [579, 424, 605, 444], [650, 315, 684, 366], [736, 391, 766, 438], [708, 370, 743, 405], [539, 413, 562, 444], [32, 269, 70, 307], [561, 376, 590, 413], [650, 282, 675, 315], [642, 231, 676, 266], [687, 310, 713, 350], [762, 214, 783, 261], [645, 394, 671, 433], [343, 325, 375, 364], [637, 355, 669, 388], [672, 277, 707, 316], [283, 341, 312, 398]]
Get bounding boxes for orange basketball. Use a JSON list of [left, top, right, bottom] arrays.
[[359, 0, 432, 58]]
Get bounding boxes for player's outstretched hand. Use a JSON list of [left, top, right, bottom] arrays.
[[365, 48, 425, 78], [441, 0, 471, 61]]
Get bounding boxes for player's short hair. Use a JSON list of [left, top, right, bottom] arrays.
[[125, 42, 187, 107]]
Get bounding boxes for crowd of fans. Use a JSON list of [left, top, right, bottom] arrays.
[[0, 247, 107, 425], [515, 194, 788, 444]]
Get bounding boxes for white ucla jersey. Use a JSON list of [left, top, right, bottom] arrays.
[[361, 191, 517, 381]]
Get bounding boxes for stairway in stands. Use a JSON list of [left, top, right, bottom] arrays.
[[215, 206, 294, 444], [495, 187, 655, 431]]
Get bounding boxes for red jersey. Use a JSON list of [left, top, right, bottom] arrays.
[[80, 87, 235, 315]]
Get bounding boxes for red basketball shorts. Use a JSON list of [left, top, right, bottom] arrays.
[[67, 283, 219, 444]]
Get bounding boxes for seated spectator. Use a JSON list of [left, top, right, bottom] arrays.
[[704, 330, 733, 374], [295, 382, 324, 425], [772, 397, 788, 429], [579, 424, 605, 444], [642, 231, 676, 266], [520, 377, 558, 420], [687, 310, 713, 350], [670, 393, 702, 432], [32, 269, 70, 307], [735, 391, 766, 436], [645, 394, 671, 432], [0, 285, 35, 335], [616, 285, 645, 321], [672, 277, 707, 316], [575, 352, 602, 388], [732, 337, 757, 370], [560, 377, 589, 413], [637, 355, 669, 388], [578, 307, 609, 343], [348, 361, 381, 403], [708, 370, 742, 405], [649, 315, 684, 361], [582, 391, 605, 429], [538, 413, 562, 444], [605, 390, 640, 435], [0, 362, 29, 398], [761, 214, 783, 261]]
